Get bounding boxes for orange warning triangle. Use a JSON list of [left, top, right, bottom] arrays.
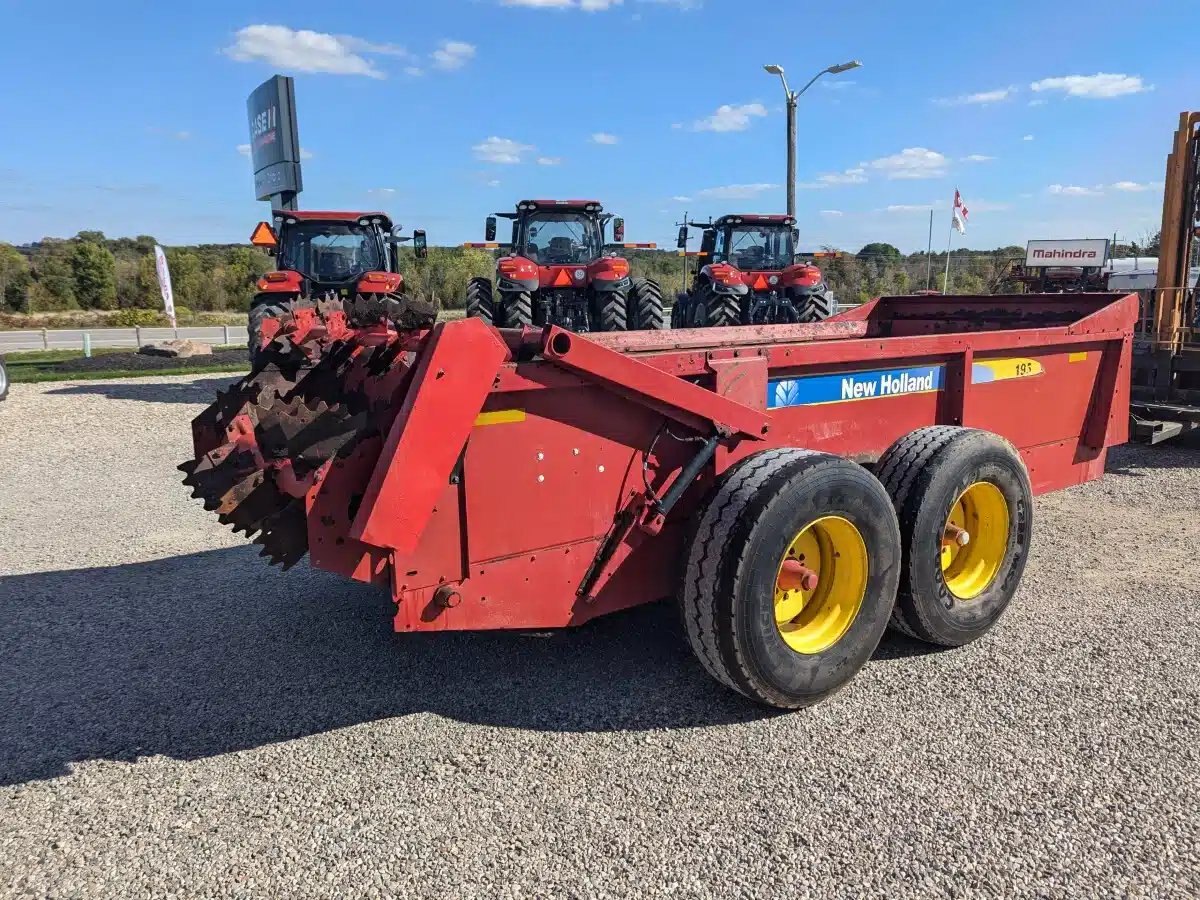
[[753, 274, 769, 291], [552, 269, 573, 287], [250, 222, 277, 247]]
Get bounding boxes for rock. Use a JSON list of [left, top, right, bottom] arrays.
[[138, 339, 213, 359]]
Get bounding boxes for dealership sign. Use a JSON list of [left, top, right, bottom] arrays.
[[246, 75, 303, 202], [1025, 239, 1110, 268]]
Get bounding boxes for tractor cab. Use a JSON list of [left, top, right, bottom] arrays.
[[464, 200, 663, 332], [674, 214, 835, 328]]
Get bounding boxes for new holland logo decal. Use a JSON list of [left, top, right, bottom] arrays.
[[768, 358, 1044, 409]]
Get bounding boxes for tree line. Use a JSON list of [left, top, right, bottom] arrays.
[[0, 231, 1163, 322]]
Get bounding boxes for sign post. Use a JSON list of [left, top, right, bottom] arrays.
[[246, 75, 303, 209], [153, 244, 176, 329]]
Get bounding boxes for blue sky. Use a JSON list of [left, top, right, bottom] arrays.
[[1, 0, 1194, 252]]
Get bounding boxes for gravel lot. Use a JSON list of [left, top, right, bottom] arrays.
[[1, 375, 1198, 899]]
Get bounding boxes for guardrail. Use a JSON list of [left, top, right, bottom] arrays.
[[0, 326, 250, 354]]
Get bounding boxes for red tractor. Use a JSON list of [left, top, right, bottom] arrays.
[[247, 210, 427, 363], [672, 214, 836, 328], [464, 199, 664, 332]]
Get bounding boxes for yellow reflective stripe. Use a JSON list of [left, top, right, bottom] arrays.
[[474, 409, 526, 426], [1068, 352, 1088, 363]]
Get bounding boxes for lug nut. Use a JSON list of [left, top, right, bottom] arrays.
[[779, 559, 819, 592], [944, 524, 970, 546]]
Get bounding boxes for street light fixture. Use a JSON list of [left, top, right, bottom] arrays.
[[763, 60, 862, 218]]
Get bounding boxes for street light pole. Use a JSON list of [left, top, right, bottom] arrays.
[[764, 60, 862, 220]]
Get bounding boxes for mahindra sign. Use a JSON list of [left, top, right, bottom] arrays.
[[1025, 239, 1110, 268]]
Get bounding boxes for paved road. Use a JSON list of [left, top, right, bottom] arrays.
[[1, 376, 1198, 898], [0, 326, 248, 353]]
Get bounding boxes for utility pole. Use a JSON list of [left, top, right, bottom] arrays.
[[764, 61, 861, 220]]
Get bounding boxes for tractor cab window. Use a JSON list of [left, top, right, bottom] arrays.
[[715, 225, 795, 270], [278, 222, 385, 283], [518, 212, 601, 265]]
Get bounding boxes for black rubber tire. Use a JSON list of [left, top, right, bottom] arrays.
[[0, 358, 8, 402], [670, 295, 687, 329], [876, 427, 1033, 646], [695, 282, 740, 328], [596, 291, 628, 332], [503, 291, 534, 328], [248, 294, 296, 366], [797, 286, 837, 323], [679, 449, 902, 708], [628, 278, 665, 330], [465, 277, 496, 326]]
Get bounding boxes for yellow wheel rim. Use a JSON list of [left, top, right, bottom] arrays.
[[941, 482, 1009, 600], [774, 516, 868, 655]]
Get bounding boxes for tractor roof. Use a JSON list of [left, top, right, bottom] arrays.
[[517, 199, 603, 212], [714, 214, 796, 227], [274, 210, 393, 226]]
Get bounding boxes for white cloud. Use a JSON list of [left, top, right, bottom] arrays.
[[473, 136, 535, 164], [1030, 73, 1149, 99], [404, 66, 424, 77], [819, 210, 844, 217], [1110, 181, 1157, 192], [431, 40, 475, 70], [692, 102, 768, 133], [500, 0, 622, 8], [935, 86, 1016, 106], [864, 148, 948, 180], [695, 183, 778, 200], [885, 204, 933, 213], [963, 154, 995, 163], [1029, 98, 1046, 107], [1023, 134, 1035, 141], [224, 25, 390, 78], [337, 35, 410, 57], [1048, 184, 1103, 197], [671, 195, 692, 202], [536, 156, 562, 166], [591, 132, 619, 145], [487, 179, 501, 187], [812, 167, 867, 186], [368, 187, 396, 195], [299, 148, 314, 160]]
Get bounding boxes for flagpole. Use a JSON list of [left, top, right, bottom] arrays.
[[925, 209, 934, 290], [943, 217, 954, 294]]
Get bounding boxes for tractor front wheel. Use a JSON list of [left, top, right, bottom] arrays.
[[465, 277, 497, 326], [679, 449, 902, 708], [628, 278, 665, 330], [596, 291, 628, 332], [797, 286, 837, 323], [876, 427, 1033, 646], [503, 291, 534, 328], [696, 283, 740, 328]]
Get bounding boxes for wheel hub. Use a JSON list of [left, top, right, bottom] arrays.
[[774, 515, 868, 655], [941, 482, 1009, 599]]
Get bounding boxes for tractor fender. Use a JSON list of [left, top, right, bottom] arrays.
[[497, 276, 539, 293], [700, 263, 749, 296]]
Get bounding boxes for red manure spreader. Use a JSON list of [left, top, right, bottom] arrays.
[[183, 291, 1135, 708]]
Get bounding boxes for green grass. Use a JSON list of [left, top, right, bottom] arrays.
[[4, 347, 132, 366], [12, 363, 248, 384]]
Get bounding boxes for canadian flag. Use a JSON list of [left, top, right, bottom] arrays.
[[952, 189, 969, 234]]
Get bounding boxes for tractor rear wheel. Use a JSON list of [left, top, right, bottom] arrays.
[[503, 291, 534, 328], [248, 294, 296, 367], [465, 277, 497, 326], [797, 286, 837, 323], [628, 278, 665, 330], [876, 427, 1033, 647], [679, 449, 902, 708], [596, 291, 628, 332], [670, 294, 688, 329]]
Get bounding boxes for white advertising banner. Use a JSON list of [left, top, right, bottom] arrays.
[[1025, 239, 1110, 268], [153, 245, 177, 327]]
